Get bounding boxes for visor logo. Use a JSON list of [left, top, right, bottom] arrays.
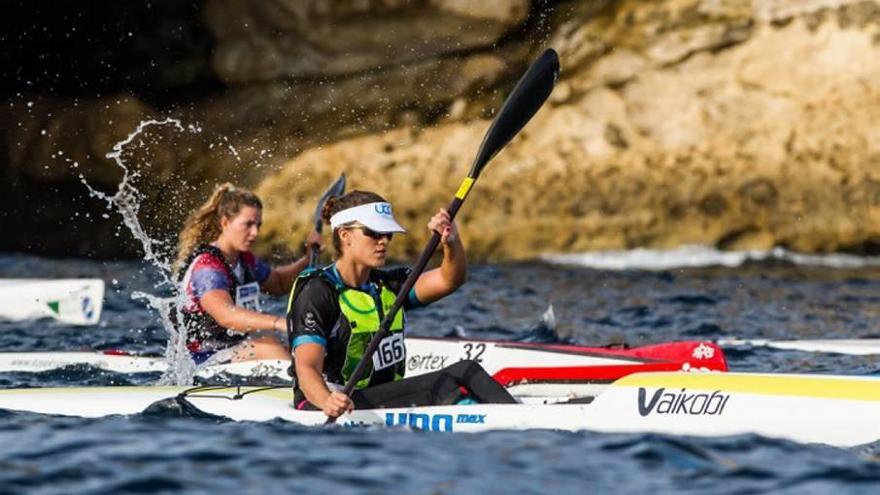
[[374, 203, 392, 216]]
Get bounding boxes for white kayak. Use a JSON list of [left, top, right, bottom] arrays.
[[718, 337, 880, 356], [0, 279, 104, 325], [0, 371, 877, 447], [0, 338, 728, 398]]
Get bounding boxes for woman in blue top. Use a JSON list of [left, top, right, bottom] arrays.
[[175, 183, 321, 364]]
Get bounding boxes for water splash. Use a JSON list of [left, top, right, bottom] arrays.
[[132, 290, 196, 385], [80, 118, 199, 385], [84, 118, 185, 285]]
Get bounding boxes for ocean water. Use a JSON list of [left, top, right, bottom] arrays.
[[1, 252, 880, 494]]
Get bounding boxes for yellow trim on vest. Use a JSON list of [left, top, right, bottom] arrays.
[[286, 276, 303, 314]]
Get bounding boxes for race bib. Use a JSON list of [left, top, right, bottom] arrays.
[[372, 332, 405, 371], [235, 282, 261, 311]]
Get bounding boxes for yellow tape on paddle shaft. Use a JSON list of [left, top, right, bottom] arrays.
[[455, 177, 475, 200]]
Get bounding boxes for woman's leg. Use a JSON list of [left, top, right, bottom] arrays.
[[351, 373, 456, 408], [437, 360, 517, 404], [352, 360, 516, 408]]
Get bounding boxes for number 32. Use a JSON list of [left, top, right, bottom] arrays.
[[462, 343, 486, 362]]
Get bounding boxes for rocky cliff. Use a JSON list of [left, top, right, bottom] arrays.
[[4, 0, 879, 260]]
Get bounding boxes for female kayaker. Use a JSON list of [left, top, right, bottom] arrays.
[[175, 182, 322, 364], [288, 190, 516, 418]]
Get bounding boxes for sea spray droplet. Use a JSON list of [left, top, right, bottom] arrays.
[[82, 118, 197, 385], [89, 118, 187, 282]]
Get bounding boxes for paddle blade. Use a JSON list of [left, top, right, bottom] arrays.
[[313, 173, 347, 232], [469, 48, 560, 178]]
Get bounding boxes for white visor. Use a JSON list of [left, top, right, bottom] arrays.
[[329, 202, 407, 234]]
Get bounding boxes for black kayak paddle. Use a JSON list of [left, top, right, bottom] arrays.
[[326, 48, 560, 424]]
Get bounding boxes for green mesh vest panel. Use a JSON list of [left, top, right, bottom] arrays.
[[338, 287, 405, 388], [288, 269, 406, 389]]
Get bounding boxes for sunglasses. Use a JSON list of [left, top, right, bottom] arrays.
[[354, 226, 393, 241]]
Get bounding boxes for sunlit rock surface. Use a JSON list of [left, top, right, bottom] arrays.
[[3, 0, 880, 259]]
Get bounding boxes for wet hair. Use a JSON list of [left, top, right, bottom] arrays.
[[321, 190, 387, 255], [174, 183, 262, 274]]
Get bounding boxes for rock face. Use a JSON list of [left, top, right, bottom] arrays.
[[259, 0, 880, 260], [205, 0, 530, 82], [3, 0, 880, 259]]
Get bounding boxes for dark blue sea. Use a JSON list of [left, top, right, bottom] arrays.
[[1, 252, 880, 494]]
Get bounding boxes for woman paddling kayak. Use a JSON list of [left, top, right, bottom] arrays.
[[174, 183, 322, 364], [288, 190, 515, 419]]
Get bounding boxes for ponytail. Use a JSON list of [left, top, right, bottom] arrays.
[[174, 183, 262, 275]]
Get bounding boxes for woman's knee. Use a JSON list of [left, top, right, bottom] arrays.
[[446, 359, 483, 376]]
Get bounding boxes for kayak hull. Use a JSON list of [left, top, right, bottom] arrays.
[[0, 339, 727, 398], [0, 338, 726, 376], [0, 371, 877, 447]]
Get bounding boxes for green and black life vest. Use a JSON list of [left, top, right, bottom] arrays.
[[287, 266, 406, 389]]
